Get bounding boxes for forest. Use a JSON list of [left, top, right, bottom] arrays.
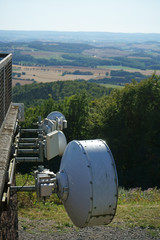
[[12, 75, 160, 189], [13, 81, 113, 106]]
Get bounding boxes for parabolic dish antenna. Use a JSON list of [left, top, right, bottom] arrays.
[[47, 111, 65, 121], [57, 139, 118, 228]]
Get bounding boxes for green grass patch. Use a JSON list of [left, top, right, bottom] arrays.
[[118, 187, 160, 204], [17, 174, 160, 232], [18, 61, 35, 66], [112, 203, 160, 229], [99, 83, 124, 89], [110, 188, 160, 230], [31, 51, 64, 60], [97, 65, 140, 71]]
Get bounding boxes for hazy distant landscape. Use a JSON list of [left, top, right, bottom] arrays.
[[1, 30, 160, 87], [1, 30, 160, 43]]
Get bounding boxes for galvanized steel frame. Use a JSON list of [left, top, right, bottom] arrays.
[[0, 53, 12, 130]]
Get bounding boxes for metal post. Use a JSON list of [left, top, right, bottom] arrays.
[[17, 149, 39, 154], [18, 142, 39, 148], [10, 186, 36, 192], [3, 66, 5, 121], [16, 157, 40, 162], [20, 129, 40, 133], [19, 138, 38, 142], [8, 158, 16, 186], [39, 141, 44, 162]]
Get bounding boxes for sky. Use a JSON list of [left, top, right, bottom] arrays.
[[0, 0, 160, 33]]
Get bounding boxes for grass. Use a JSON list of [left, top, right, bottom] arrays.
[[97, 65, 140, 71], [112, 188, 160, 229], [17, 174, 160, 235], [30, 51, 64, 60], [100, 83, 124, 89]]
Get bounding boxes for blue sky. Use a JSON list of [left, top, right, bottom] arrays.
[[0, 0, 160, 33]]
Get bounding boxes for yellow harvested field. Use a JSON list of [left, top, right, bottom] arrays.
[[12, 65, 108, 86]]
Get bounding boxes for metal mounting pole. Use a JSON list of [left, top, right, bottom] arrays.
[[20, 129, 41, 133], [10, 186, 36, 192], [19, 138, 38, 142], [17, 149, 39, 154], [18, 142, 39, 148], [16, 157, 41, 162]]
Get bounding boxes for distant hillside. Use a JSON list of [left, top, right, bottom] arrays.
[[12, 81, 113, 106], [1, 30, 160, 43], [2, 40, 160, 70]]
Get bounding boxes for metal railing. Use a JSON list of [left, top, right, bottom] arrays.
[[0, 53, 12, 130]]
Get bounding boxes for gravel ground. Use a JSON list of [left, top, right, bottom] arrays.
[[18, 220, 160, 240]]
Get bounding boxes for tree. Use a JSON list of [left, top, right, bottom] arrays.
[[62, 92, 89, 141], [101, 74, 160, 188]]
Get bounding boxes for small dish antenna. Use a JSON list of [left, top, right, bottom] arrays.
[[47, 111, 65, 121]]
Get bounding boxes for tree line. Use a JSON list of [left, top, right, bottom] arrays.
[[62, 70, 93, 76], [87, 70, 148, 85], [12, 80, 113, 107]]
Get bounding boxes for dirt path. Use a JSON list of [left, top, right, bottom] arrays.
[[18, 219, 160, 240]]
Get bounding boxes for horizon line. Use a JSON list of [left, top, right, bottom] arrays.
[[1, 29, 160, 35]]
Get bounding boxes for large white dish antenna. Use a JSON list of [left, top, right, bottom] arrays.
[[57, 139, 118, 228]]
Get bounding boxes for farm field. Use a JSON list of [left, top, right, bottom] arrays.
[[12, 65, 108, 86], [12, 64, 157, 87], [2, 39, 159, 86], [97, 65, 155, 73], [0, 39, 159, 87]]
